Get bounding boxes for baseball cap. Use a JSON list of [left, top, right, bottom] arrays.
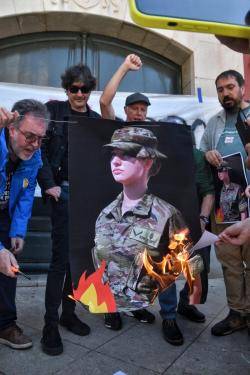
[[125, 93, 151, 107]]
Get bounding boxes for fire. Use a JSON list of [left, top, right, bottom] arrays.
[[70, 260, 117, 313], [215, 207, 224, 223], [142, 229, 194, 293], [142, 251, 176, 289]]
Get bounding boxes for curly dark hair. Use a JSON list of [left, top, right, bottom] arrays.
[[215, 70, 245, 88], [61, 64, 96, 91]]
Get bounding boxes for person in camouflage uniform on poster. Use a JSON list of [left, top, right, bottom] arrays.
[[216, 162, 248, 223], [92, 126, 192, 330]]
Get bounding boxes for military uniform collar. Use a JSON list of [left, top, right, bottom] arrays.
[[104, 192, 153, 219], [222, 182, 237, 191], [133, 193, 153, 216]]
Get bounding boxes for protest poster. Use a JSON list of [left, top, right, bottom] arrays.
[[69, 118, 202, 312], [214, 152, 249, 224]]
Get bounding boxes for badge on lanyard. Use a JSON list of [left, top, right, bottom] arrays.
[[23, 178, 29, 188], [224, 136, 234, 144]]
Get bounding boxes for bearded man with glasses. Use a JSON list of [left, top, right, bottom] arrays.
[[38, 64, 100, 356], [0, 99, 48, 350]]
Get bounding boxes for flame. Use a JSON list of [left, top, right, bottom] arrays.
[[215, 207, 224, 223], [142, 251, 176, 289], [142, 229, 194, 293], [71, 260, 117, 313]]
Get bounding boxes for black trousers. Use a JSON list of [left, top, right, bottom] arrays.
[[44, 186, 76, 325], [0, 210, 17, 330]]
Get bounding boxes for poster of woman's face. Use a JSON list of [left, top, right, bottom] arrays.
[[214, 152, 249, 224], [68, 118, 202, 312]]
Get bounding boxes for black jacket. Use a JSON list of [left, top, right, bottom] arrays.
[[38, 100, 101, 192]]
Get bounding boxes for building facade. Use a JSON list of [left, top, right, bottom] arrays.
[[0, 0, 247, 268], [0, 0, 246, 97]]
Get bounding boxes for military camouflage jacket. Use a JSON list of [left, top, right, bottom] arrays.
[[93, 192, 187, 311], [220, 182, 248, 222]]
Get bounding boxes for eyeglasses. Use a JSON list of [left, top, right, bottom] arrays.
[[17, 128, 47, 145], [68, 85, 91, 94]]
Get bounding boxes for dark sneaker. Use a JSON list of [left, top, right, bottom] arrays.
[[162, 319, 184, 346], [59, 313, 90, 336], [177, 304, 205, 323], [41, 324, 63, 356], [104, 313, 122, 330], [0, 324, 32, 350], [211, 310, 247, 336], [131, 309, 155, 324]]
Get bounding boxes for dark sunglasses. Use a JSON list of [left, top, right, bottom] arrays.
[[68, 85, 91, 94], [17, 128, 48, 145]]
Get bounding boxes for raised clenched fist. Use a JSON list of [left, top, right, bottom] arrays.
[[124, 54, 142, 71]]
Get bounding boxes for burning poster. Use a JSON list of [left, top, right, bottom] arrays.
[[69, 118, 202, 313], [214, 152, 249, 224]]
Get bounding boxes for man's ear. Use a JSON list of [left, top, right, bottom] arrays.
[[8, 124, 15, 137], [241, 85, 246, 98]]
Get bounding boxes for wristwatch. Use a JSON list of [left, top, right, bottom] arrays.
[[200, 215, 209, 225]]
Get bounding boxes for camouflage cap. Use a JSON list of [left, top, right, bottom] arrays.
[[104, 127, 167, 159], [217, 161, 232, 172]]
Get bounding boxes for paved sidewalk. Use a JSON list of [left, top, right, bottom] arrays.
[[0, 276, 249, 375]]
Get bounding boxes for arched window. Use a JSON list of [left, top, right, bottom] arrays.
[[0, 32, 181, 94]]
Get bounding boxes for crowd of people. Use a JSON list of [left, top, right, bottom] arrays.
[[0, 41, 250, 356]]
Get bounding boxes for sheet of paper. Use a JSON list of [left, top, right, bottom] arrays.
[[191, 230, 218, 252]]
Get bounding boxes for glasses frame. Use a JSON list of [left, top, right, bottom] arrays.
[[68, 85, 91, 94], [16, 127, 47, 145]]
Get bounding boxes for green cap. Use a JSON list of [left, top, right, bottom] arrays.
[[217, 161, 232, 172], [104, 127, 167, 159]]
